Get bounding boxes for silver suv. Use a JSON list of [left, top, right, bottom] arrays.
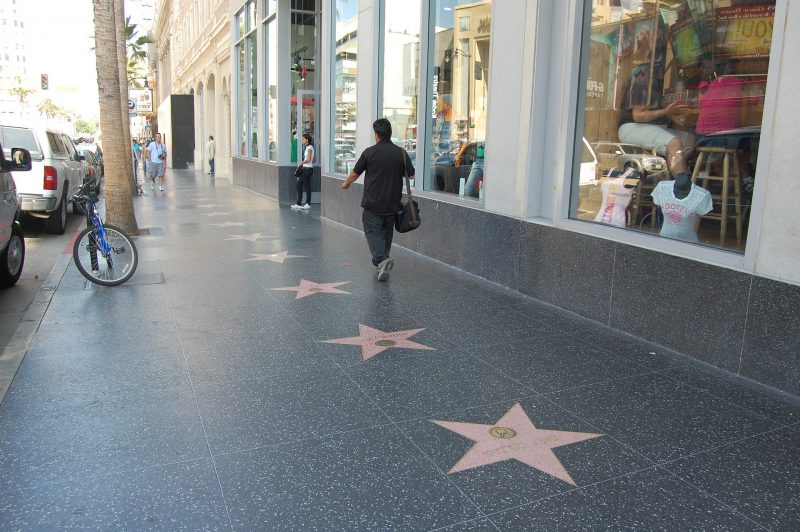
[[0, 125, 84, 234], [1, 143, 32, 287]]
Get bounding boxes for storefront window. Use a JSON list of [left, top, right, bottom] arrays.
[[236, 1, 258, 159], [248, 34, 258, 157], [425, 0, 491, 198], [573, 0, 774, 252], [290, 2, 319, 164], [333, 0, 358, 174], [237, 43, 247, 156], [267, 18, 278, 161], [381, 0, 420, 159]]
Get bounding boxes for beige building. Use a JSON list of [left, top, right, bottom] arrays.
[[153, 0, 233, 178]]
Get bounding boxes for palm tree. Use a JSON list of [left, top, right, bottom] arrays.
[[93, 0, 138, 234], [115, 0, 136, 196], [7, 76, 35, 119], [37, 98, 66, 121]]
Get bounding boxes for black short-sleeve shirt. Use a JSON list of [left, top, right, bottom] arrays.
[[352, 139, 415, 215]]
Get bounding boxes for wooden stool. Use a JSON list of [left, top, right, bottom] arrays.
[[690, 146, 743, 244]]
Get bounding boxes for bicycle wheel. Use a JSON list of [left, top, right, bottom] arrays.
[[73, 224, 138, 286]]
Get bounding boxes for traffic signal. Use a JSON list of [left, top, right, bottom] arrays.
[[41, 74, 49, 90]]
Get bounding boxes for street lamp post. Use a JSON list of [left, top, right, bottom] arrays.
[[445, 47, 472, 141]]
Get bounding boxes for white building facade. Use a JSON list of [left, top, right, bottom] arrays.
[[154, 0, 233, 177]]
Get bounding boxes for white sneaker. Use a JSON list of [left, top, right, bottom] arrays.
[[376, 258, 394, 282], [301, 203, 311, 210], [159, 186, 164, 191], [150, 181, 154, 190], [290, 203, 302, 210]]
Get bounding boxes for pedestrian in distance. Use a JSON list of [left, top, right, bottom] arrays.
[[291, 133, 314, 210], [145, 133, 167, 192], [341, 118, 414, 282], [206, 135, 216, 177]]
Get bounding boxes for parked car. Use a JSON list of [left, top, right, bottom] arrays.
[[76, 146, 103, 196], [76, 141, 104, 176], [0, 143, 32, 287], [592, 141, 667, 176], [0, 125, 84, 234]]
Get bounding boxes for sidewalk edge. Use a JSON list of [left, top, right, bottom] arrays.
[[0, 253, 71, 407]]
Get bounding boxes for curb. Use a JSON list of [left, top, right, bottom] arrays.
[[0, 252, 71, 407]]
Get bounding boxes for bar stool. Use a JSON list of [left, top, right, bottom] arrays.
[[630, 179, 658, 228], [690, 146, 743, 244]]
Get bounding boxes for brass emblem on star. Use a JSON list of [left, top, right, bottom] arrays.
[[309, 287, 322, 292], [489, 427, 516, 439], [375, 340, 396, 347]]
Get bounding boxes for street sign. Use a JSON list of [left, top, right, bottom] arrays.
[[128, 99, 136, 111]]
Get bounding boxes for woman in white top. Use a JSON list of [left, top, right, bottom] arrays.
[[292, 134, 315, 210]]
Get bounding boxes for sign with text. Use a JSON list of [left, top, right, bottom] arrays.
[[129, 88, 153, 113]]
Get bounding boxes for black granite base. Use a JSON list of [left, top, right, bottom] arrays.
[[318, 173, 800, 397]]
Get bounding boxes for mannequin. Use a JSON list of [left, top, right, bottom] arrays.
[[651, 172, 712, 242], [594, 167, 639, 227]]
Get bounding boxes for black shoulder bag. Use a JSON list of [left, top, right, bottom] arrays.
[[395, 149, 421, 233]]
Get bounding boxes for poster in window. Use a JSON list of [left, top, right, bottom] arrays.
[[715, 5, 775, 61]]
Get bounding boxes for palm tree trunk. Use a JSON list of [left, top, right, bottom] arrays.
[[114, 0, 136, 197], [93, 0, 138, 234]]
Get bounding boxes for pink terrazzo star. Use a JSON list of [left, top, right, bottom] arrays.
[[322, 324, 435, 361], [432, 403, 603, 484], [272, 279, 351, 299]]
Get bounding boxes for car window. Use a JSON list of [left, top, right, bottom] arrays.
[[61, 134, 79, 160], [47, 132, 67, 156], [1, 127, 41, 157]]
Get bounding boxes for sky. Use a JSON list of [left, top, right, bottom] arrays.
[[24, 0, 101, 120]]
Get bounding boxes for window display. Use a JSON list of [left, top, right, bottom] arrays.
[[573, 0, 774, 252]]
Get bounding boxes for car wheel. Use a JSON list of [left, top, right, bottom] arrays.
[[0, 223, 25, 288], [45, 189, 68, 235]]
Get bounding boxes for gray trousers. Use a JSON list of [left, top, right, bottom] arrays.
[[362, 209, 395, 267]]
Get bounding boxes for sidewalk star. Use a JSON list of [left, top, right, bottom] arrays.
[[225, 233, 275, 242], [242, 251, 306, 263], [322, 324, 435, 361], [432, 403, 603, 484], [272, 279, 351, 299]]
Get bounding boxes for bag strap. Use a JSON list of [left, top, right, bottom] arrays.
[[402, 148, 413, 198]]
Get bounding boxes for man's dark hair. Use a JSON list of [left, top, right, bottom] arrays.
[[373, 118, 392, 140], [302, 133, 313, 145], [209, 135, 214, 140]]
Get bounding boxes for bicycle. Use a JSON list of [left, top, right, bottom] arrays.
[[71, 178, 138, 286]]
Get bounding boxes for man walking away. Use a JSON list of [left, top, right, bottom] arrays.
[[145, 133, 167, 191], [207, 135, 216, 176], [342, 118, 414, 282]]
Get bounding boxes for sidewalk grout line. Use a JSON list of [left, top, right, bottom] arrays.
[[0, 252, 72, 408]]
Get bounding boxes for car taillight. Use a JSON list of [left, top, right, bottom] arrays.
[[44, 166, 58, 190], [88, 167, 94, 178], [595, 163, 601, 182]]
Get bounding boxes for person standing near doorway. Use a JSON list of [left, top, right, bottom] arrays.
[[291, 134, 314, 210], [206, 135, 216, 177], [145, 133, 167, 191], [341, 118, 414, 282]]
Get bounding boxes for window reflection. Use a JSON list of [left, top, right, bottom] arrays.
[[574, 0, 774, 252], [333, 0, 358, 174], [382, 0, 420, 163], [426, 0, 491, 199]]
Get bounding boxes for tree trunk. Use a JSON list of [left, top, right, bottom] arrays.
[[93, 0, 138, 234], [114, 0, 136, 197]]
